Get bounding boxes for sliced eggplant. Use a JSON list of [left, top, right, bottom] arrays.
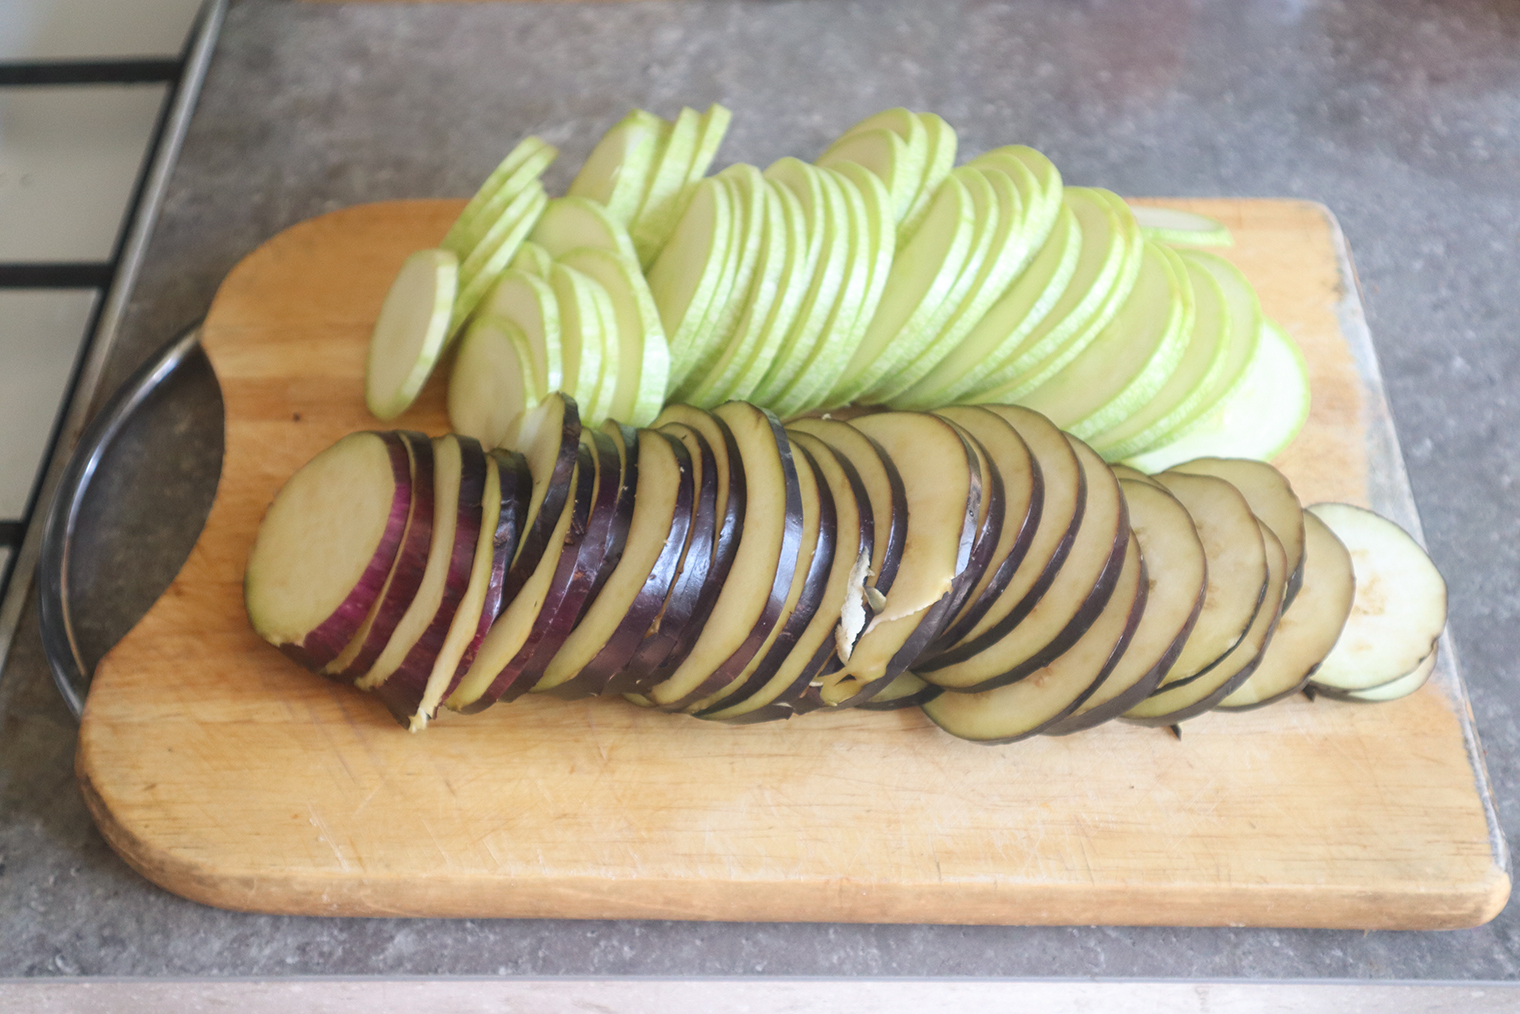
[[710, 429, 874, 724], [494, 429, 630, 703], [354, 435, 471, 694], [1150, 470, 1267, 688], [924, 530, 1145, 744], [689, 438, 836, 716], [927, 405, 1043, 650], [501, 393, 581, 601], [1046, 477, 1207, 734], [408, 449, 530, 729], [817, 411, 980, 706], [329, 431, 436, 683], [856, 671, 943, 712], [1303, 502, 1447, 691], [610, 417, 730, 692], [1108, 463, 1161, 488], [534, 429, 693, 700], [785, 416, 909, 655], [929, 418, 1006, 637], [1167, 456, 1306, 607], [1220, 510, 1354, 709], [444, 441, 597, 712], [372, 435, 490, 725], [644, 402, 803, 709], [1323, 648, 1438, 703], [920, 404, 1084, 667], [1125, 520, 1287, 725], [245, 430, 414, 672], [920, 433, 1126, 694]]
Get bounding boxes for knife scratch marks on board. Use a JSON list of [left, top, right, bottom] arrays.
[[307, 803, 352, 872]]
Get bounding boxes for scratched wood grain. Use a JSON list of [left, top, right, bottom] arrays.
[[76, 198, 1508, 927]]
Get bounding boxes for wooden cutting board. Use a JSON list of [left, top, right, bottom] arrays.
[[77, 198, 1509, 928]]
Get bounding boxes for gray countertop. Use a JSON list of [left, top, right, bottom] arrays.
[[3, 0, 1519, 980]]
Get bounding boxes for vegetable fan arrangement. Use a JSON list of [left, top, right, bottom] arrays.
[[247, 107, 1447, 741]]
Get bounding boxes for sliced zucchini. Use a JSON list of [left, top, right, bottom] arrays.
[[567, 109, 668, 224], [1128, 203, 1233, 247], [446, 314, 543, 451], [365, 249, 458, 422]]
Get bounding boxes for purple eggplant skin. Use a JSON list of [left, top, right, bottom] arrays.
[[498, 431, 627, 704], [502, 395, 582, 603], [373, 435, 490, 724], [694, 441, 839, 720], [444, 448, 531, 697], [820, 417, 983, 711], [585, 421, 641, 611], [543, 431, 696, 701], [606, 422, 722, 694], [932, 423, 1007, 634], [653, 403, 806, 713], [926, 406, 1046, 654], [727, 433, 877, 725], [936, 555, 1150, 747], [456, 441, 598, 713], [270, 430, 414, 674], [330, 431, 437, 683], [1043, 565, 1199, 735], [855, 677, 945, 712], [630, 408, 749, 691], [914, 434, 1088, 675]]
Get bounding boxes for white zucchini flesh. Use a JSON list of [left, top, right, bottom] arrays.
[[556, 246, 669, 427], [893, 200, 1080, 410], [1019, 240, 1191, 435], [1220, 509, 1354, 709], [1122, 248, 1262, 457], [817, 127, 918, 225], [529, 196, 641, 264], [450, 183, 549, 339], [567, 108, 668, 225], [1150, 471, 1268, 686], [479, 269, 562, 394], [970, 147, 1064, 256], [770, 164, 882, 417], [1045, 478, 1208, 733], [986, 188, 1146, 403], [510, 240, 554, 278], [1303, 502, 1447, 691], [441, 137, 556, 257], [966, 187, 1125, 396], [676, 163, 770, 395], [751, 158, 852, 405], [868, 165, 1030, 404], [1128, 203, 1233, 247], [647, 175, 735, 386], [245, 431, 412, 668], [899, 111, 957, 240], [1125, 318, 1310, 473], [679, 103, 733, 204], [680, 169, 792, 407], [924, 531, 1144, 745], [1087, 256, 1229, 461], [353, 435, 467, 692], [547, 263, 611, 423], [630, 106, 702, 267], [447, 315, 542, 450], [365, 248, 458, 421], [719, 178, 812, 405], [829, 170, 977, 405], [1339, 649, 1438, 702]]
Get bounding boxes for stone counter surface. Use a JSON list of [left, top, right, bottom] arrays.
[[2, 0, 1518, 979]]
